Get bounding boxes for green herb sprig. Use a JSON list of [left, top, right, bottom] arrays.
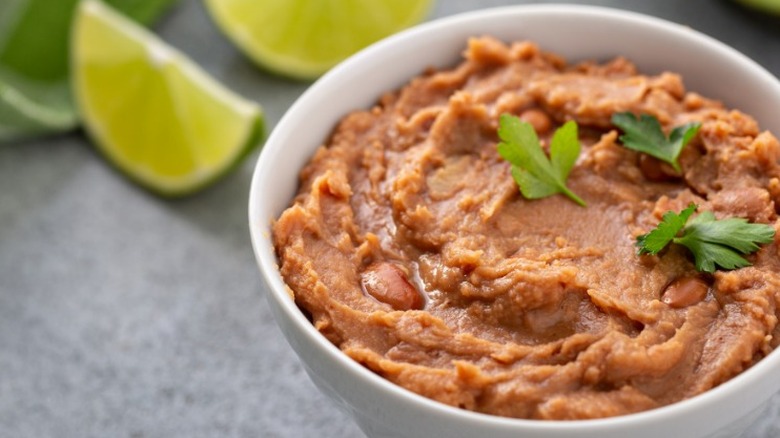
[[637, 203, 776, 273], [497, 114, 586, 206], [611, 112, 701, 173]]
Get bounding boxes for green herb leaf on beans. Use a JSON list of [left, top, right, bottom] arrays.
[[637, 203, 697, 255], [637, 203, 776, 273], [611, 112, 701, 173], [497, 114, 586, 206]]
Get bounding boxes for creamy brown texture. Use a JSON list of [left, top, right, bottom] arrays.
[[272, 37, 780, 420]]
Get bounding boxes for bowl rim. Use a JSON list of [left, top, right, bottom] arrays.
[[249, 2, 780, 432]]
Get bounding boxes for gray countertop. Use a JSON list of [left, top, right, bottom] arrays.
[[2, 0, 779, 437]]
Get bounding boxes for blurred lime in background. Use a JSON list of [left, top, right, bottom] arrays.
[[734, 0, 780, 13], [204, 0, 434, 80], [0, 0, 178, 142]]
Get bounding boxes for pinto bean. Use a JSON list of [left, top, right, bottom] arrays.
[[519, 108, 552, 134], [638, 154, 679, 182], [662, 276, 709, 308], [361, 262, 424, 310], [711, 187, 772, 223]]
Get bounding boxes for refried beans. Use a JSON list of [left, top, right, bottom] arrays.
[[272, 37, 780, 420]]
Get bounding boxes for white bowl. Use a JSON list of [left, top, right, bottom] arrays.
[[249, 5, 780, 438]]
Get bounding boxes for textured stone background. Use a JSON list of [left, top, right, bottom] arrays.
[[1, 0, 779, 437]]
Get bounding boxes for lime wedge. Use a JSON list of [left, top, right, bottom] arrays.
[[204, 0, 434, 80], [72, 0, 264, 197]]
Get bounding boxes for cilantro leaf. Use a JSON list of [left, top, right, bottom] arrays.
[[497, 114, 586, 206], [636, 204, 776, 273], [611, 112, 701, 173], [676, 212, 776, 272], [636, 203, 697, 255]]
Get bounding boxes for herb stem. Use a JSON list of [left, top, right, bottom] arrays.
[[561, 186, 586, 207]]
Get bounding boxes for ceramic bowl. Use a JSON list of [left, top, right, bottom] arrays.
[[248, 5, 780, 437]]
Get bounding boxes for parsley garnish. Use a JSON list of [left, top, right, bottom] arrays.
[[497, 114, 586, 206], [637, 203, 776, 273], [611, 112, 701, 173]]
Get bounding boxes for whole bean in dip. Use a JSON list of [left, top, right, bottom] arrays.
[[272, 37, 780, 420]]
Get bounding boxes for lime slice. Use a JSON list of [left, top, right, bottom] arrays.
[[204, 0, 434, 80], [72, 0, 264, 196]]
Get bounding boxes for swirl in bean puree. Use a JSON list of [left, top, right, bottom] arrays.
[[272, 37, 780, 420]]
